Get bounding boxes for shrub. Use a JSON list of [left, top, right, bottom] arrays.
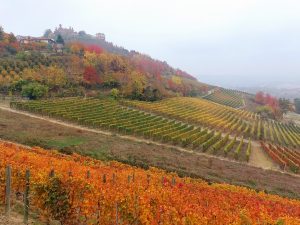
[[110, 88, 119, 99], [21, 82, 48, 99]]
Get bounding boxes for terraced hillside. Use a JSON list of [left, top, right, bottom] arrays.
[[124, 97, 300, 149], [261, 142, 300, 173], [11, 98, 249, 162], [203, 88, 245, 108], [10, 97, 300, 172], [1, 141, 300, 224]]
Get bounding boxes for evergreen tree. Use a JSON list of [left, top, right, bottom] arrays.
[[8, 33, 16, 43], [295, 99, 300, 114], [43, 29, 52, 38], [56, 34, 64, 45], [0, 26, 4, 41]]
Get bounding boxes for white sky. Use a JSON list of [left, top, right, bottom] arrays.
[[1, 0, 300, 87]]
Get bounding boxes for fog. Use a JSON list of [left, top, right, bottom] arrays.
[[1, 0, 300, 87]]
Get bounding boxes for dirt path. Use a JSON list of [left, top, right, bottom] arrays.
[[0, 214, 22, 225], [249, 141, 279, 169], [0, 104, 293, 176]]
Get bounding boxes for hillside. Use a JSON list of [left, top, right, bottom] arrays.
[[1, 24, 300, 225], [9, 96, 300, 175], [0, 25, 208, 101], [1, 141, 300, 224], [202, 88, 246, 109]]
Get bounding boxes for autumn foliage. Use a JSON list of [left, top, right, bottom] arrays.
[[83, 66, 101, 85], [255, 91, 279, 109], [0, 26, 208, 100], [1, 141, 300, 224]]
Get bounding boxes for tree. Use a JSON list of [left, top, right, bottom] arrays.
[[255, 91, 265, 104], [142, 86, 162, 101], [295, 99, 300, 114], [56, 34, 64, 45], [278, 98, 290, 114], [110, 88, 119, 99], [0, 26, 4, 41], [10, 79, 30, 92], [78, 31, 86, 37], [5, 45, 17, 55], [21, 83, 48, 99], [8, 33, 16, 43], [83, 66, 101, 85], [43, 29, 52, 38], [41, 66, 67, 88]]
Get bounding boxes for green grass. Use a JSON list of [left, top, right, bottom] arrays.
[[46, 136, 87, 149], [77, 146, 113, 161]]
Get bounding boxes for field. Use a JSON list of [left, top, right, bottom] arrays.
[[261, 142, 300, 173], [11, 98, 250, 162], [284, 112, 300, 127], [123, 97, 300, 149], [203, 88, 245, 108], [1, 141, 300, 224]]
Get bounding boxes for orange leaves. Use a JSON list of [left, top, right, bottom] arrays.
[[0, 141, 300, 224]]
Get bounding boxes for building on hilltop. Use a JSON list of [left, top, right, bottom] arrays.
[[53, 24, 77, 40], [18, 36, 56, 46], [95, 33, 105, 41]]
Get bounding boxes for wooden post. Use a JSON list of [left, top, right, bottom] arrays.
[[128, 175, 131, 184], [161, 176, 164, 186], [87, 170, 90, 179], [147, 174, 150, 186], [5, 166, 11, 217], [49, 169, 55, 178], [132, 173, 135, 183], [97, 200, 101, 225], [102, 174, 106, 183], [115, 202, 119, 225], [24, 170, 30, 225], [112, 173, 116, 184], [134, 193, 138, 224], [172, 176, 176, 186]]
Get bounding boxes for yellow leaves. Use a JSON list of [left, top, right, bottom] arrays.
[[171, 75, 182, 85], [22, 67, 42, 82], [84, 51, 99, 66], [42, 65, 67, 87], [22, 66, 67, 87]]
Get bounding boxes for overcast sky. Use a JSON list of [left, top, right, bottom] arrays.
[[1, 0, 300, 87]]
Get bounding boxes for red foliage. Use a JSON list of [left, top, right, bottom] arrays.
[[83, 66, 102, 84], [255, 91, 279, 113], [175, 69, 196, 80], [167, 78, 177, 91], [255, 91, 265, 104], [85, 44, 103, 54], [133, 56, 164, 78], [69, 42, 104, 55]]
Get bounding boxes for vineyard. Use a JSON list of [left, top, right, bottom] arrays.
[[0, 54, 70, 76], [1, 141, 300, 224], [261, 142, 300, 173], [10, 98, 249, 162], [203, 88, 245, 108], [123, 97, 300, 149]]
